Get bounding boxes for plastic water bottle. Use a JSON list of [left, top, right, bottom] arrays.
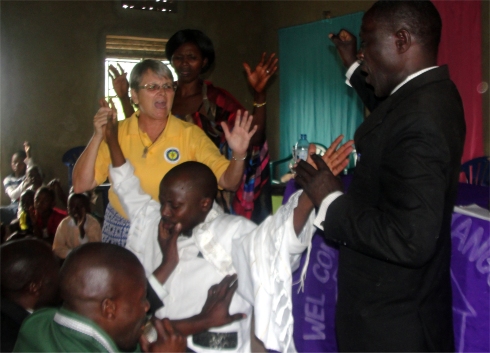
[[295, 134, 309, 161]]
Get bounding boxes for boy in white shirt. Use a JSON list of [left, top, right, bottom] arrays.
[[103, 110, 350, 353]]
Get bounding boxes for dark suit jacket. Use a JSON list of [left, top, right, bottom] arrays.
[[323, 66, 466, 352], [1, 297, 30, 352]]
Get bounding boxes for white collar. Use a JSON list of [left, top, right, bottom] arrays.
[[391, 66, 438, 95]]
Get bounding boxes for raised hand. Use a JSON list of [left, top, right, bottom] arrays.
[[243, 52, 278, 93], [108, 64, 130, 98], [221, 110, 257, 158], [320, 135, 354, 176], [295, 155, 343, 208], [93, 98, 116, 138], [199, 274, 245, 327], [140, 318, 186, 353], [24, 141, 31, 158], [329, 29, 358, 68], [104, 99, 119, 144], [47, 178, 61, 190]]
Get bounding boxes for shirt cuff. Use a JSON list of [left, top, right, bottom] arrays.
[[108, 159, 132, 185], [314, 191, 343, 230], [345, 61, 361, 87], [148, 275, 169, 301]]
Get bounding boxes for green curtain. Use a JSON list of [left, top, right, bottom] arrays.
[[278, 12, 364, 173]]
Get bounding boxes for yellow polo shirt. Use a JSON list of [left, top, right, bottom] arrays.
[[94, 113, 230, 219]]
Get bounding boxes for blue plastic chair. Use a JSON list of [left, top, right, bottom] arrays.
[[62, 146, 86, 189], [461, 156, 490, 186]]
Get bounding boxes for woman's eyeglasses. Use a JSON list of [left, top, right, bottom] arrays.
[[139, 82, 177, 92]]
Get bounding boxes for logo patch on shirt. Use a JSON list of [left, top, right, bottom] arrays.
[[164, 148, 180, 163]]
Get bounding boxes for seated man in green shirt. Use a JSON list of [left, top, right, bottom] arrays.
[[14, 242, 241, 352]]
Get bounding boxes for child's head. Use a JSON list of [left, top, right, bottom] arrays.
[[67, 193, 90, 221], [26, 165, 43, 188], [11, 151, 27, 177], [34, 187, 55, 215], [159, 162, 217, 234], [19, 189, 35, 211]]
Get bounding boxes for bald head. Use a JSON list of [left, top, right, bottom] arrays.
[[1, 238, 60, 309], [60, 243, 145, 308], [161, 161, 218, 200], [60, 243, 149, 351]]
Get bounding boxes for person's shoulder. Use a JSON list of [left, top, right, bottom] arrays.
[[57, 215, 72, 227], [168, 114, 207, 135], [212, 213, 256, 234], [53, 208, 68, 216], [205, 81, 244, 110], [23, 307, 57, 325], [3, 173, 18, 185]]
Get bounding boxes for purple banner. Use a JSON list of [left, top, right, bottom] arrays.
[[292, 233, 338, 352], [451, 212, 490, 353], [287, 181, 490, 352]]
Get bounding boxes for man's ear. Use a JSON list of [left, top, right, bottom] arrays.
[[395, 29, 411, 54], [101, 298, 117, 320], [200, 197, 213, 212], [28, 280, 43, 297]]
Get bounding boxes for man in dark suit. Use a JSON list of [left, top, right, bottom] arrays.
[[296, 1, 466, 351]]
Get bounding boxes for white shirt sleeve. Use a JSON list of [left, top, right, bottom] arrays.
[[345, 61, 361, 87], [313, 191, 343, 230], [148, 274, 169, 301], [109, 160, 153, 222]]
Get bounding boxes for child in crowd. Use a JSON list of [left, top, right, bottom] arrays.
[[53, 192, 101, 259], [6, 190, 35, 240], [24, 165, 67, 209], [31, 187, 67, 244], [17, 190, 35, 233], [1, 142, 33, 225]]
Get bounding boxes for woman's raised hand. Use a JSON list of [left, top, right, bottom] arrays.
[[243, 52, 278, 93], [221, 110, 258, 159]]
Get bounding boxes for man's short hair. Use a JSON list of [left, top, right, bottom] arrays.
[[162, 161, 218, 200], [1, 238, 57, 294], [59, 242, 144, 304], [370, 1, 442, 54]]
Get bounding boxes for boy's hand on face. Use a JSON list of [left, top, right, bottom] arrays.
[[158, 220, 180, 271], [198, 274, 245, 328]]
